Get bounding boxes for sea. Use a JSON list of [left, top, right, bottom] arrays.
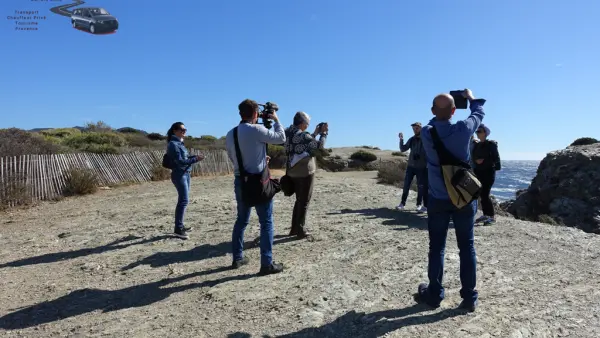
[[492, 160, 540, 201]]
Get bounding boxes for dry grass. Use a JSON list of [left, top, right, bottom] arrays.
[[376, 160, 417, 191], [63, 168, 99, 196], [0, 174, 32, 210], [150, 164, 171, 181]]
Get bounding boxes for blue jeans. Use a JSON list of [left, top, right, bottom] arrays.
[[401, 166, 428, 206], [426, 198, 478, 305], [171, 172, 190, 231], [232, 176, 274, 267]]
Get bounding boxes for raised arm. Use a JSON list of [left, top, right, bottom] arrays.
[[399, 136, 413, 153], [255, 122, 286, 145]]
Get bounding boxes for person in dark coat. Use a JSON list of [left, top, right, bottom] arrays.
[[471, 123, 501, 225]]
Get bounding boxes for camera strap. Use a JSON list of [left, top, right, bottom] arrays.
[[232, 126, 247, 177]]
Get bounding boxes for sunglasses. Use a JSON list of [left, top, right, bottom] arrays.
[[179, 128, 187, 133]]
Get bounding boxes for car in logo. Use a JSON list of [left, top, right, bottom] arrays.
[[71, 7, 118, 34]]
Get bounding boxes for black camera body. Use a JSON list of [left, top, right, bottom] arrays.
[[258, 102, 279, 129], [449, 90, 468, 109]]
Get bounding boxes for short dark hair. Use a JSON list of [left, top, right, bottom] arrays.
[[239, 99, 259, 119]]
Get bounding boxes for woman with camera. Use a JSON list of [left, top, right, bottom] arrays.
[[471, 123, 501, 226], [166, 122, 204, 239], [284, 112, 328, 240]]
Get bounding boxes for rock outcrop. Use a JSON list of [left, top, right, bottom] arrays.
[[504, 143, 600, 234]]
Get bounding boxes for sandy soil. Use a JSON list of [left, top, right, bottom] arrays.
[[1, 171, 599, 337]]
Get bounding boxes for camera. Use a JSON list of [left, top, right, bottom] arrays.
[[449, 90, 468, 109], [258, 102, 279, 129]]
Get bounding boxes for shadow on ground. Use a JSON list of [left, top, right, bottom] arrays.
[[0, 235, 170, 269], [330, 207, 428, 231], [122, 235, 296, 271], [0, 266, 255, 330], [272, 304, 464, 337]]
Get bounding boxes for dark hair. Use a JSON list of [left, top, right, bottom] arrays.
[[238, 99, 259, 120], [167, 122, 184, 142]]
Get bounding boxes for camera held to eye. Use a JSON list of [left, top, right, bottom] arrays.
[[258, 102, 279, 129]]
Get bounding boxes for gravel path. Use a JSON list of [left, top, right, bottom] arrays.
[[1, 171, 599, 337]]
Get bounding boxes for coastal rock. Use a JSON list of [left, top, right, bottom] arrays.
[[505, 143, 600, 233]]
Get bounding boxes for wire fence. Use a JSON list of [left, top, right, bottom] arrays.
[[0, 149, 233, 209]]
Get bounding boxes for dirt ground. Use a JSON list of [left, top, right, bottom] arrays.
[[1, 171, 599, 337]]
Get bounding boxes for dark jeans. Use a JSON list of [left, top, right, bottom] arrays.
[[171, 172, 191, 231], [475, 169, 496, 217], [426, 198, 478, 306], [290, 174, 314, 236], [232, 176, 274, 267], [401, 166, 428, 207]]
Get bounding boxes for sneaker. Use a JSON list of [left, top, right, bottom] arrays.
[[183, 226, 193, 232], [396, 203, 406, 211], [475, 215, 488, 223], [173, 228, 189, 240], [483, 218, 496, 226], [417, 206, 428, 214], [258, 262, 284, 276], [458, 299, 478, 312], [231, 257, 249, 269]]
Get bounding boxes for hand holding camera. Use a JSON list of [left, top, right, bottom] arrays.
[[195, 154, 205, 162], [399, 132, 404, 140], [462, 89, 475, 101], [268, 112, 280, 123]]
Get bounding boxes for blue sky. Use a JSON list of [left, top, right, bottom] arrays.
[[1, 0, 598, 160]]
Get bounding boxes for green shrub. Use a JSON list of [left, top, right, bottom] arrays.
[[151, 164, 171, 181], [350, 150, 377, 163], [0, 128, 62, 157], [391, 151, 403, 156], [267, 144, 287, 168], [124, 133, 156, 148], [570, 137, 599, 147], [63, 168, 99, 196], [537, 214, 558, 225], [84, 121, 112, 132], [361, 145, 381, 150], [79, 144, 120, 154], [64, 132, 127, 150], [147, 133, 166, 141], [200, 135, 217, 142], [376, 160, 417, 191], [117, 127, 146, 134], [40, 128, 81, 138]]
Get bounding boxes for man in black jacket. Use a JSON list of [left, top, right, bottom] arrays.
[[397, 122, 428, 213], [471, 123, 501, 225]]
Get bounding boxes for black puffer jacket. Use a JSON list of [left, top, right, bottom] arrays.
[[472, 140, 501, 171]]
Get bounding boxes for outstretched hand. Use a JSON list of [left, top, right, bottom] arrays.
[[399, 132, 404, 139]]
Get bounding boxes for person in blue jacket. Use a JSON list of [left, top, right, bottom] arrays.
[[166, 122, 203, 239]]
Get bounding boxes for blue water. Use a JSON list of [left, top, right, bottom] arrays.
[[492, 160, 540, 201]]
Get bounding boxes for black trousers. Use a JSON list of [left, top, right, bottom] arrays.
[[475, 169, 496, 217], [290, 174, 314, 236]]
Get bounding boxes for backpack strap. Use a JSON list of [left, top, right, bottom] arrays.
[[232, 127, 247, 177], [430, 126, 471, 169]]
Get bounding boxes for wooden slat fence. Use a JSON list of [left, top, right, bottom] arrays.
[[0, 149, 233, 208]]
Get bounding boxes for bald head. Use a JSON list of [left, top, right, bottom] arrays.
[[431, 93, 456, 120]]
